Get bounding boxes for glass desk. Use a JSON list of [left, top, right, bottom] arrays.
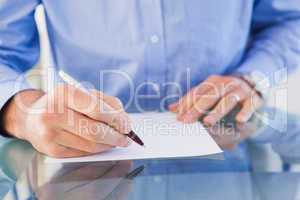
[[1, 108, 300, 200]]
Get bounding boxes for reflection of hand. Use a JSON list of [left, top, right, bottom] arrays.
[[169, 75, 263, 126], [207, 120, 260, 150], [36, 161, 133, 200], [3, 84, 132, 158]]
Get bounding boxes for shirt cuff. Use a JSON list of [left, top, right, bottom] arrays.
[[241, 72, 270, 99], [234, 50, 286, 99]]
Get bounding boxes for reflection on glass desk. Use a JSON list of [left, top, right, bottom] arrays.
[[1, 107, 300, 199], [2, 153, 300, 200]]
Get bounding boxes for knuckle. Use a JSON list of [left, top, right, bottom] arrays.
[[112, 96, 123, 106], [225, 80, 239, 90], [208, 75, 220, 81]]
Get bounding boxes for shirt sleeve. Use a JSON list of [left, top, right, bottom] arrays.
[[249, 107, 300, 163], [0, 0, 40, 110], [234, 0, 300, 88]]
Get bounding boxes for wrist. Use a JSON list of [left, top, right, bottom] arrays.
[[1, 89, 45, 139], [235, 71, 271, 99]]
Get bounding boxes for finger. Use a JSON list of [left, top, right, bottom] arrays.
[[91, 90, 124, 111], [54, 129, 113, 153], [90, 90, 131, 133], [177, 76, 242, 122], [45, 144, 91, 158], [176, 81, 214, 116], [236, 93, 263, 123], [177, 75, 241, 116], [178, 88, 224, 123], [62, 109, 130, 147], [60, 84, 131, 134], [203, 89, 247, 126], [93, 92, 132, 133]]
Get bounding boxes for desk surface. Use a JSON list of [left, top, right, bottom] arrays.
[[0, 108, 299, 200]]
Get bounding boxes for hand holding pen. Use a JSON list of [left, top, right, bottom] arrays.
[[1, 69, 144, 158], [59, 70, 144, 147]]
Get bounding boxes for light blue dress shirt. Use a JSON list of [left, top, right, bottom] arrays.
[[0, 0, 300, 169], [0, 0, 300, 112]]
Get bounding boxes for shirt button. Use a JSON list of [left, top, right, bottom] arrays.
[[150, 35, 159, 44], [152, 83, 160, 92]]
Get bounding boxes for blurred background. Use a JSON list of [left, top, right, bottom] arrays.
[[30, 6, 300, 171]]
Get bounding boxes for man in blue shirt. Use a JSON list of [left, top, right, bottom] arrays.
[[0, 0, 299, 158]]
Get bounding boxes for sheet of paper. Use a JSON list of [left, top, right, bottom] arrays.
[[44, 112, 222, 163]]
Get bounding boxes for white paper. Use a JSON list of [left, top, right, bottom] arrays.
[[44, 112, 222, 163]]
